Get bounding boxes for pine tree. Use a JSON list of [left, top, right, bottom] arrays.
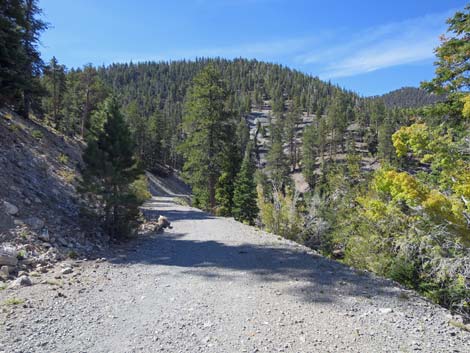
[[422, 5, 470, 94], [178, 64, 234, 211], [266, 123, 289, 189], [326, 92, 348, 158], [302, 124, 318, 187], [285, 98, 302, 171], [80, 97, 142, 238], [215, 172, 233, 216], [79, 65, 108, 138], [141, 110, 163, 171], [0, 0, 28, 106], [20, 0, 47, 118], [377, 115, 395, 163], [215, 137, 242, 216], [0, 0, 46, 115], [233, 143, 259, 224], [42, 56, 66, 128]]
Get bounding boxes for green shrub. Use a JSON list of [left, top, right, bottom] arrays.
[[58, 153, 69, 164], [387, 258, 420, 289], [130, 175, 151, 204], [31, 129, 44, 140], [16, 250, 26, 260], [3, 298, 24, 306], [257, 184, 302, 240], [67, 250, 78, 259]]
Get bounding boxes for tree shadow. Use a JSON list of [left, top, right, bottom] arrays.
[[109, 231, 404, 304]]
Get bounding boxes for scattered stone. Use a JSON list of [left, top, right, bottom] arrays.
[[3, 201, 19, 216], [10, 275, 32, 287], [0, 246, 18, 266], [379, 308, 393, 315], [152, 215, 172, 233], [20, 257, 37, 266], [332, 249, 344, 259], [0, 265, 10, 278], [38, 228, 50, 242], [61, 267, 73, 275], [57, 237, 68, 247], [24, 217, 45, 230], [37, 266, 48, 274], [158, 215, 171, 228]]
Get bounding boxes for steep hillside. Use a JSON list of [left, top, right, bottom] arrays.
[[0, 109, 108, 284]]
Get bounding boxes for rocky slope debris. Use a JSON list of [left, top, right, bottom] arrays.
[[0, 109, 109, 287]]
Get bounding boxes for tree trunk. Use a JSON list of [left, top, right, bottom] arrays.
[[81, 89, 90, 138]]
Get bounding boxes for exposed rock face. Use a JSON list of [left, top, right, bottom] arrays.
[[0, 109, 111, 280]]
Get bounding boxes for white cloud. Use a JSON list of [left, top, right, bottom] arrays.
[[296, 10, 453, 79], [71, 9, 453, 78]]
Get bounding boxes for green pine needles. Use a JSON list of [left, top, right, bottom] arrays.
[[178, 64, 234, 211], [233, 143, 259, 225], [80, 96, 143, 238]]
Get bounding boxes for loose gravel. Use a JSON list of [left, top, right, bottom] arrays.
[[1, 197, 469, 352]]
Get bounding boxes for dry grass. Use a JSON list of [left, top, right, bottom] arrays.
[[58, 169, 76, 183], [3, 297, 24, 306], [449, 319, 470, 332]]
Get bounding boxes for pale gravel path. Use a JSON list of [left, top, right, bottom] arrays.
[[1, 197, 469, 352]]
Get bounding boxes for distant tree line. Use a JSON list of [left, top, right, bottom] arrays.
[[370, 87, 445, 109]]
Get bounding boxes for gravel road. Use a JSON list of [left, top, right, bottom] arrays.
[[1, 197, 469, 352]]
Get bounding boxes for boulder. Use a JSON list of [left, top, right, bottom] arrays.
[[24, 217, 45, 230], [0, 246, 18, 266], [0, 212, 14, 232], [332, 249, 345, 259], [0, 265, 10, 278], [61, 267, 73, 275], [3, 201, 18, 216], [10, 275, 32, 287], [158, 215, 171, 228], [38, 227, 50, 242]]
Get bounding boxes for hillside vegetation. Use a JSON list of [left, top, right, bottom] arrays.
[[371, 87, 445, 108]]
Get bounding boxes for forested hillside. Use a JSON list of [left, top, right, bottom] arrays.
[[1, 0, 469, 323], [372, 86, 445, 108]]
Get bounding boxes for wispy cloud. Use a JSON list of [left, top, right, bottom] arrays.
[[298, 11, 452, 79], [75, 9, 451, 80], [162, 10, 452, 78]]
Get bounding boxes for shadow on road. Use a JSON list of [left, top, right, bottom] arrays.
[[110, 232, 402, 304]]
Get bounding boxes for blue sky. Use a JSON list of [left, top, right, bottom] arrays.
[[38, 0, 467, 96]]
